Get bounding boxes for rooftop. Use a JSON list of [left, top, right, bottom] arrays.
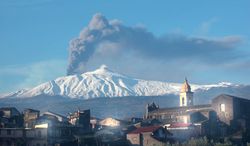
[[128, 126, 161, 134], [150, 104, 212, 114], [168, 123, 193, 128]]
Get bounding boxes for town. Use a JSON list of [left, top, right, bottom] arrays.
[[1, 79, 250, 146]]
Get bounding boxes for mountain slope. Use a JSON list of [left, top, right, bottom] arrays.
[[0, 65, 246, 99]]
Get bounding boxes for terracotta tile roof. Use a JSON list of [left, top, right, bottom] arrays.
[[128, 126, 161, 134]]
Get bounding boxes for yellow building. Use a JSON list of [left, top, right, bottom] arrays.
[[179, 78, 194, 107]]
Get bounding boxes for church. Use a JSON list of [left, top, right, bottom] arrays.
[[144, 78, 250, 139], [145, 78, 212, 124]]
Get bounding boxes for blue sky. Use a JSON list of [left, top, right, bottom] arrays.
[[0, 0, 250, 93]]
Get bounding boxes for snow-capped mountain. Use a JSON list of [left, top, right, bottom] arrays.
[[0, 65, 243, 99]]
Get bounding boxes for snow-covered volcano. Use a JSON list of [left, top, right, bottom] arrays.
[[0, 65, 242, 99]]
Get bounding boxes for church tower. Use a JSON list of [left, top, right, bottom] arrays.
[[179, 78, 194, 107]]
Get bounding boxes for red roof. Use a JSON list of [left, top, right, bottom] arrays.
[[128, 126, 161, 134], [168, 123, 192, 128]]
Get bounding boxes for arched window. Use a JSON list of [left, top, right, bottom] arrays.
[[182, 97, 185, 106], [220, 104, 225, 112]]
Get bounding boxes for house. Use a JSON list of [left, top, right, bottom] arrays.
[[0, 107, 23, 128], [0, 128, 37, 146], [0, 107, 20, 119], [28, 111, 79, 146], [130, 117, 143, 124], [0, 125, 76, 146], [95, 127, 125, 143], [0, 109, 78, 146], [32, 122, 76, 146], [42, 111, 68, 123], [68, 109, 91, 131], [95, 118, 132, 146], [140, 119, 162, 127], [165, 123, 200, 141], [99, 117, 126, 128], [211, 94, 250, 141], [212, 94, 250, 128], [90, 117, 102, 130], [127, 126, 173, 146], [23, 108, 40, 128]]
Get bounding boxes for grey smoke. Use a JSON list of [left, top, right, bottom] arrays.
[[67, 13, 243, 75]]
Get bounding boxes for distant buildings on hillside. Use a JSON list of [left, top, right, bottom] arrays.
[[1, 78, 250, 146]]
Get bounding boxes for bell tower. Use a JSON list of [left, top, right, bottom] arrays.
[[179, 78, 194, 107]]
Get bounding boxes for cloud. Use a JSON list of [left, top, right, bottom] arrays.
[[0, 59, 66, 93], [67, 13, 244, 75]]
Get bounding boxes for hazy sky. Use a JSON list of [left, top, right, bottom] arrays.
[[0, 0, 250, 93]]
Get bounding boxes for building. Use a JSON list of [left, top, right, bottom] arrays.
[[0, 107, 23, 128], [94, 117, 131, 146], [145, 79, 212, 125], [146, 104, 212, 124], [42, 111, 68, 123], [32, 121, 76, 146], [212, 94, 250, 126], [23, 108, 40, 128], [90, 117, 101, 130], [99, 117, 126, 128], [68, 109, 90, 130], [0, 127, 40, 146], [0, 124, 76, 146], [144, 102, 159, 119], [165, 123, 200, 141], [179, 78, 194, 107], [127, 126, 173, 146], [145, 78, 250, 141], [0, 109, 91, 146]]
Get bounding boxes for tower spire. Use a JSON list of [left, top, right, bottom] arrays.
[[181, 77, 191, 93], [180, 77, 194, 107]]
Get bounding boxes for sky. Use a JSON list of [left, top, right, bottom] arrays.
[[0, 0, 250, 93]]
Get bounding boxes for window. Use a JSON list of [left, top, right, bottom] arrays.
[[38, 131, 42, 137], [182, 97, 185, 106], [189, 99, 192, 104], [7, 129, 11, 135], [220, 104, 225, 112]]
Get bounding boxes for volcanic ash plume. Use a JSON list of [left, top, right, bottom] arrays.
[[67, 13, 242, 75]]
